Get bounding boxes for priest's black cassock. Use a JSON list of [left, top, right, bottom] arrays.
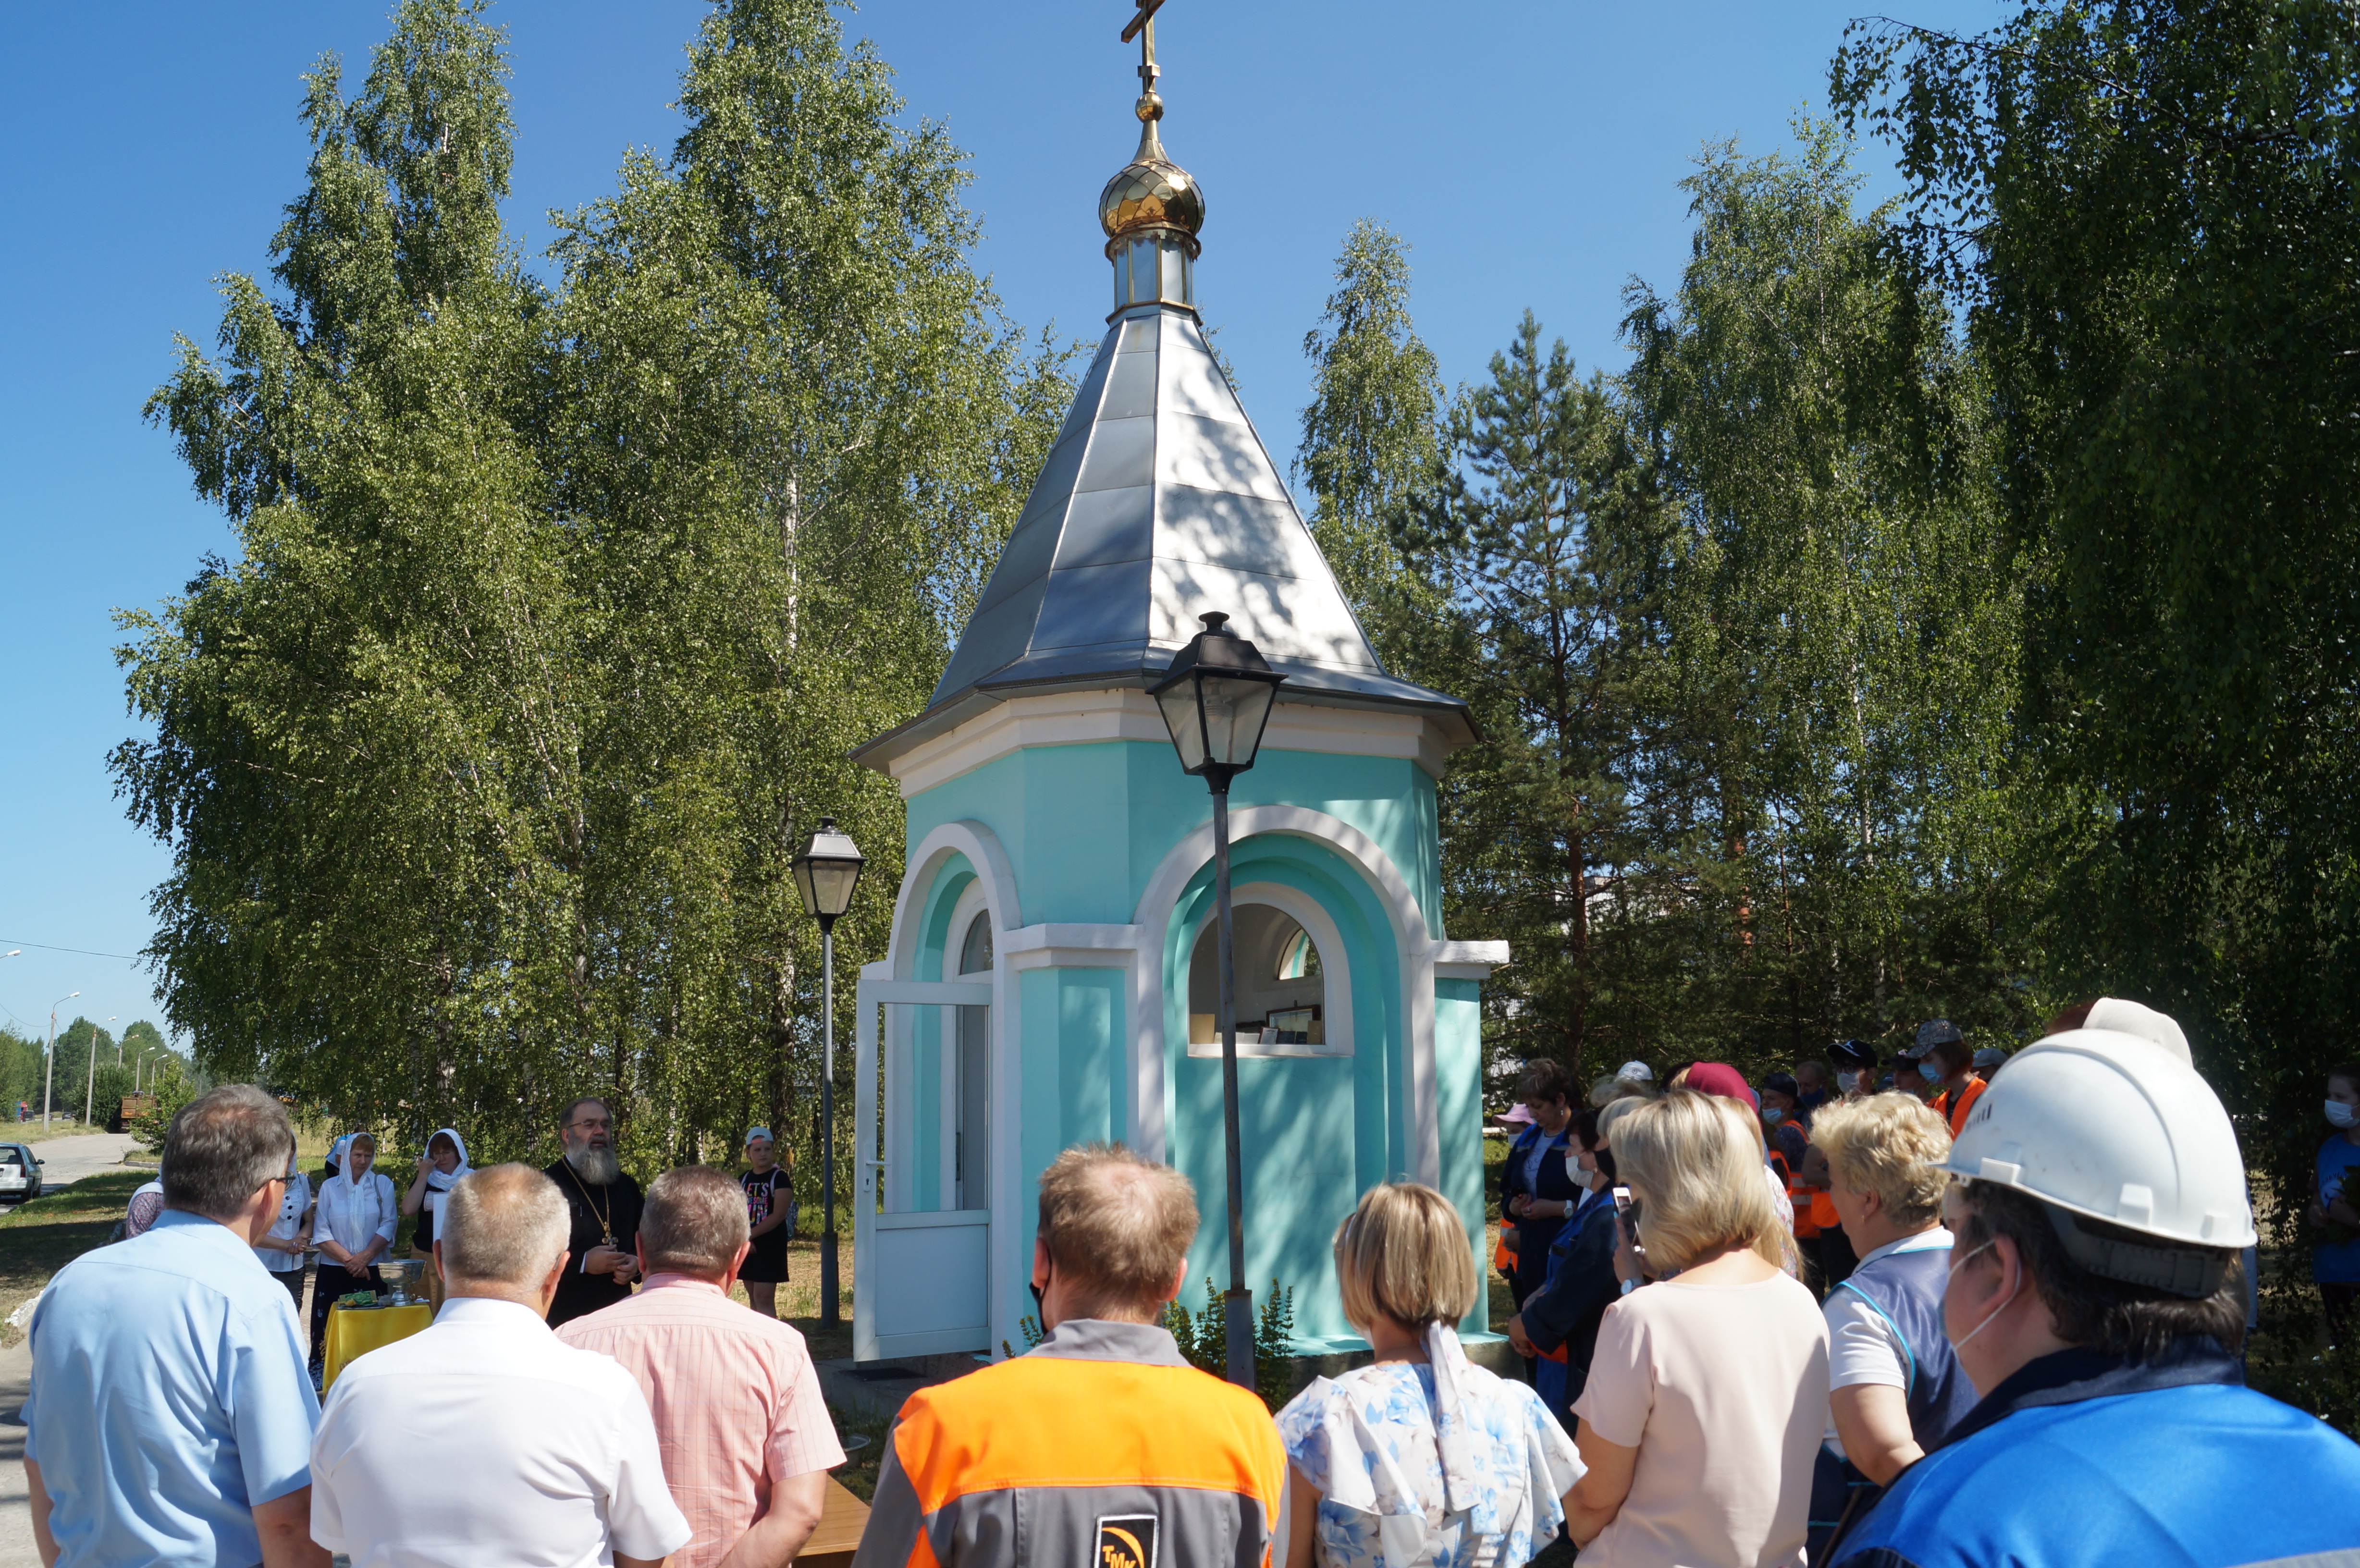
[[541, 1156, 643, 1326]]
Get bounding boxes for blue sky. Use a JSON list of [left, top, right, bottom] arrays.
[[0, 1, 1992, 1046]]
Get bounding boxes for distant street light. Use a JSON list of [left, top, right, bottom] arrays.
[[85, 1016, 117, 1128], [42, 992, 80, 1130], [791, 816, 865, 1331], [1149, 611, 1284, 1390], [0, 953, 15, 1123]]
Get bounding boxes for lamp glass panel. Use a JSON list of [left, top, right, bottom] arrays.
[[802, 858, 862, 918], [1155, 677, 1208, 773], [1200, 674, 1278, 768]]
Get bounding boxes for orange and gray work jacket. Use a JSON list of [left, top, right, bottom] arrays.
[[851, 1319, 1286, 1568]]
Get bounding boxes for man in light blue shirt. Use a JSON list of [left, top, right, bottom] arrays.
[[24, 1084, 326, 1568]]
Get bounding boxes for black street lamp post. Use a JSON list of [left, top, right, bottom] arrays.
[[792, 816, 866, 1329], [1149, 612, 1284, 1389]]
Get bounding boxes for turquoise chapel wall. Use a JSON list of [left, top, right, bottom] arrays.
[[899, 735, 1463, 1350]]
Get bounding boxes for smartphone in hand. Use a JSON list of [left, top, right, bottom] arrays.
[[1612, 1186, 1645, 1255]]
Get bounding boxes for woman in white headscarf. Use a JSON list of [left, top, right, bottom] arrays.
[[1276, 1183, 1584, 1568], [310, 1131, 397, 1374], [400, 1127, 470, 1310]]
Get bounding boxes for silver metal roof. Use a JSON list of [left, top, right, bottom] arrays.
[[856, 304, 1471, 769]]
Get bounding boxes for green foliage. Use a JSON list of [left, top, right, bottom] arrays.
[[1302, 128, 2053, 1085], [0, 1019, 172, 1124], [1831, 0, 2360, 1387], [132, 1057, 198, 1155], [1160, 1276, 1297, 1410], [1295, 222, 1449, 662], [1614, 123, 2056, 1065], [116, 0, 1069, 1180], [1253, 1279, 1299, 1410], [1402, 313, 1667, 1066], [0, 1027, 43, 1116], [2247, 1264, 2360, 1437], [1013, 1278, 1299, 1410]]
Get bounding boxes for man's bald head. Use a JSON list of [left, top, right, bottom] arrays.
[[1035, 1143, 1199, 1320], [440, 1164, 569, 1288]]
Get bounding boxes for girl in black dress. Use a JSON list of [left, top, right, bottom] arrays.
[[739, 1126, 793, 1317]]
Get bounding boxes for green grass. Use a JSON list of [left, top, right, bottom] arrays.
[[823, 1397, 894, 1503], [0, 1170, 149, 1344]]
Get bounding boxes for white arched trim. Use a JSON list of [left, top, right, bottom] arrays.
[[1130, 805, 1440, 1182], [888, 820, 1020, 980], [1179, 880, 1353, 1059], [875, 818, 1022, 1354]]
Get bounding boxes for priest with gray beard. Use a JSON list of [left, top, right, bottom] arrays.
[[542, 1096, 645, 1326]]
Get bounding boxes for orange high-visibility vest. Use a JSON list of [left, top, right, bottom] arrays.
[[1782, 1155, 1821, 1238], [1934, 1074, 1988, 1139], [864, 1323, 1285, 1568]]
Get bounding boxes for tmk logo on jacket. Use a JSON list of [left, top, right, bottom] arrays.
[[1096, 1515, 1157, 1568]]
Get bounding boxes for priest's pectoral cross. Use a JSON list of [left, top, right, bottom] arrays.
[[1122, 0, 1168, 99]]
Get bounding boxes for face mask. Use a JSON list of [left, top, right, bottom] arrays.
[[2329, 1100, 2359, 1130], [1762, 1108, 1785, 1126], [1837, 1071, 1862, 1094], [1947, 1239, 2019, 1353]]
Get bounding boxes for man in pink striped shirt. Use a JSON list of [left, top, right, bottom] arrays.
[[559, 1165, 846, 1568]]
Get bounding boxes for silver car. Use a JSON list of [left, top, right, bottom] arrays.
[[0, 1141, 43, 1203]]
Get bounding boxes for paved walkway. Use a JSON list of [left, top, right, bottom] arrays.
[[0, 1335, 35, 1568], [0, 1139, 145, 1562]]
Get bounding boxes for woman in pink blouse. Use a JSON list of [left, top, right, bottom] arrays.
[[1567, 1091, 1831, 1568]]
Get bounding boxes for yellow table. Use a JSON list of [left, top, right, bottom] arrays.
[[321, 1299, 434, 1391]]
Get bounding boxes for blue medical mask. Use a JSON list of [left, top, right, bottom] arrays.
[[2328, 1099, 2359, 1130], [1762, 1107, 1786, 1126]]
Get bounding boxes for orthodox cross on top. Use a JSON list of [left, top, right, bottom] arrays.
[[1122, 0, 1168, 102]]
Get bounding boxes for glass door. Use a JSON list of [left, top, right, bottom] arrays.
[[955, 913, 992, 1211]]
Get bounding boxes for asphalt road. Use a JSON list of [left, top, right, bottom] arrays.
[[26, 1132, 143, 1193]]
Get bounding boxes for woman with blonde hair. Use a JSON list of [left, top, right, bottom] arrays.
[[1277, 1183, 1583, 1568], [1567, 1091, 1829, 1567]]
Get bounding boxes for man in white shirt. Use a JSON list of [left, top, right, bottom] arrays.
[[308, 1162, 692, 1568]]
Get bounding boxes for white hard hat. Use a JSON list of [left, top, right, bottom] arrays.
[[2081, 996, 2190, 1063], [1943, 1024, 2251, 1296]]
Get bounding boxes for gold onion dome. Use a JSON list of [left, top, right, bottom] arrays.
[[1099, 91, 1203, 245]]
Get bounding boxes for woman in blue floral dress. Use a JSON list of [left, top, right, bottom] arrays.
[[1277, 1184, 1584, 1568]]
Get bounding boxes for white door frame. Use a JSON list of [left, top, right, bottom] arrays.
[[854, 974, 993, 1363]]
